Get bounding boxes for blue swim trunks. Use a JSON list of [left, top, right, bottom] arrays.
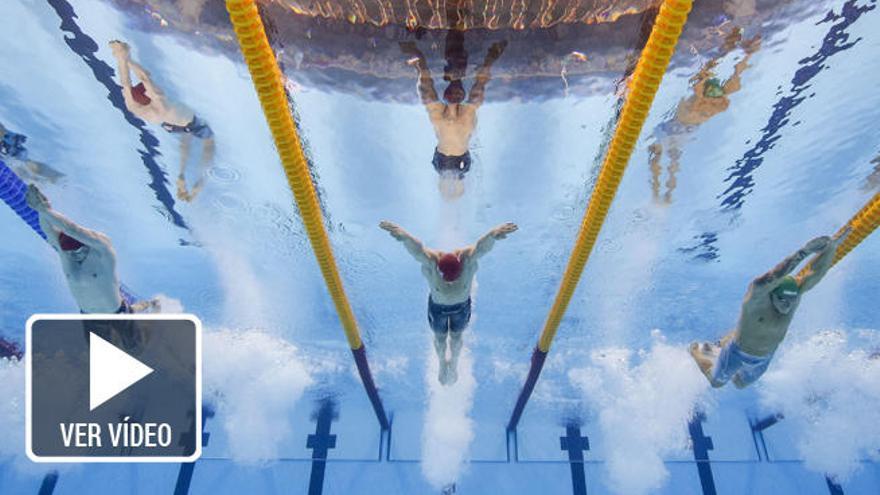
[[712, 339, 773, 388], [428, 297, 471, 334]]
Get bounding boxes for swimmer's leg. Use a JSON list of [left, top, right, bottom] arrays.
[[731, 352, 771, 389], [130, 298, 161, 313], [664, 143, 682, 204], [200, 137, 216, 169], [177, 133, 194, 201], [689, 341, 723, 388], [447, 331, 463, 385], [189, 137, 216, 200], [648, 142, 663, 202], [434, 329, 449, 384]]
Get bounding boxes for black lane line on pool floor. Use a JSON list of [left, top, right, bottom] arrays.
[[560, 424, 590, 495], [37, 471, 59, 495], [751, 412, 847, 495], [688, 411, 718, 495], [307, 399, 339, 495], [174, 406, 215, 495], [45, 0, 189, 231]]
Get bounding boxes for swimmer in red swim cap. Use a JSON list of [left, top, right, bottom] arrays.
[[380, 220, 517, 385]]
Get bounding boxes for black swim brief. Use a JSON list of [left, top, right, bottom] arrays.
[[432, 149, 471, 178], [81, 299, 140, 350], [162, 115, 214, 140], [428, 297, 472, 334], [79, 299, 132, 315]]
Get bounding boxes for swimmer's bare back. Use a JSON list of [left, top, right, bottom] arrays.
[[27, 184, 123, 313]]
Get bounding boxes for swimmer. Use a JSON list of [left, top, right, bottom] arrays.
[[26, 184, 159, 314], [379, 220, 518, 385], [0, 123, 64, 184], [649, 32, 760, 204], [690, 228, 851, 389], [400, 37, 507, 200], [109, 40, 215, 202]]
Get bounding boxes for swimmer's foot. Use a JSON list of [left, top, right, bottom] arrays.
[[446, 364, 458, 385], [689, 342, 722, 388], [438, 360, 450, 385]]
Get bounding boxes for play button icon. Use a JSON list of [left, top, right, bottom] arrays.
[[27, 314, 201, 462], [89, 332, 154, 411]]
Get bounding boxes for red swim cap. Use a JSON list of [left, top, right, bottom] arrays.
[[437, 253, 463, 282], [58, 232, 85, 251], [131, 82, 152, 106]]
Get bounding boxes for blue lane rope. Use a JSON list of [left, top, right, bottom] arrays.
[[1, 158, 137, 304], [0, 159, 46, 238]]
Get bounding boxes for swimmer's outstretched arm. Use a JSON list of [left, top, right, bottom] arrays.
[[797, 228, 850, 292], [468, 41, 507, 107], [723, 37, 760, 95], [109, 41, 169, 116], [26, 185, 112, 253], [465, 222, 518, 259], [379, 221, 434, 265], [750, 236, 830, 294], [400, 42, 439, 105], [110, 41, 140, 112]]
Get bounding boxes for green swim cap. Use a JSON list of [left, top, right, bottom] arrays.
[[772, 276, 800, 298], [703, 78, 725, 98]]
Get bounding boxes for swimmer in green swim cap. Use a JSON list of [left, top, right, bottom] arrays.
[[690, 228, 851, 389], [648, 34, 761, 204]]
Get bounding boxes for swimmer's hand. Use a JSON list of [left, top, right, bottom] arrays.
[[26, 184, 50, 212], [109, 40, 130, 58], [380, 220, 407, 240], [491, 222, 518, 239], [804, 235, 831, 253]]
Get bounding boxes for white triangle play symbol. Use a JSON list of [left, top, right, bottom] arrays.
[[89, 332, 154, 411]]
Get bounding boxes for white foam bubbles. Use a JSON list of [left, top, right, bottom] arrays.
[[0, 357, 24, 463], [203, 328, 313, 463], [421, 343, 476, 490], [569, 331, 710, 495], [759, 329, 880, 481]]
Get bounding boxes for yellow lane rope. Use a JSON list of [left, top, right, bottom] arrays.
[[796, 191, 880, 280], [833, 191, 880, 265], [226, 0, 363, 350], [537, 0, 693, 353]]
